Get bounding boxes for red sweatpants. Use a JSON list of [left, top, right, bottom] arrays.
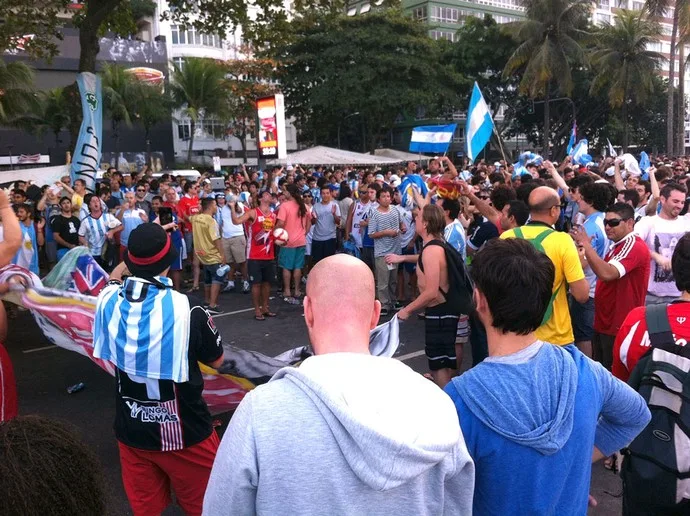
[[118, 431, 219, 516], [0, 342, 17, 422]]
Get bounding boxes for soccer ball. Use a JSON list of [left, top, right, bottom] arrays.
[[273, 228, 289, 246]]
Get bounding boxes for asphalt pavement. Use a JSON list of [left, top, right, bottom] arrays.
[[6, 286, 622, 515]]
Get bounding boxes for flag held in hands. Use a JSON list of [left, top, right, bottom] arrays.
[[409, 124, 457, 154], [566, 122, 577, 155], [465, 82, 494, 162]]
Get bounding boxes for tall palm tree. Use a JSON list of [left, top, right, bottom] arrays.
[[674, 5, 690, 154], [132, 84, 174, 167], [0, 60, 36, 127], [645, 0, 687, 155], [101, 63, 138, 164], [36, 88, 71, 147], [502, 0, 590, 158], [170, 58, 226, 163], [590, 10, 664, 150]]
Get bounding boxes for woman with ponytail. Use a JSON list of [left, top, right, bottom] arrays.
[[276, 183, 311, 303]]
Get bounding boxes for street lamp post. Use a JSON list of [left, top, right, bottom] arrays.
[[337, 112, 360, 149]]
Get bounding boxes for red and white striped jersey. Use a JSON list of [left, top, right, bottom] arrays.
[[612, 301, 690, 382]]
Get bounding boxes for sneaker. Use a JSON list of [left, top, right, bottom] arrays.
[[380, 308, 390, 317], [223, 281, 236, 292], [205, 306, 223, 316], [242, 280, 250, 293], [301, 275, 308, 285]]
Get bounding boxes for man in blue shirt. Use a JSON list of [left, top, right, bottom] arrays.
[[570, 181, 612, 359], [444, 238, 650, 516]]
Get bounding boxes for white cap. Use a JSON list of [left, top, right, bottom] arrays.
[[375, 174, 385, 181], [389, 174, 401, 187]]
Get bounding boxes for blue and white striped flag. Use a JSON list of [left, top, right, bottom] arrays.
[[466, 82, 494, 162], [409, 124, 457, 154], [566, 122, 577, 155], [570, 139, 592, 166], [93, 276, 192, 382], [398, 174, 429, 210], [71, 73, 102, 193]]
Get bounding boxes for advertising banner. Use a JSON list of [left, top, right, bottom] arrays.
[[257, 94, 287, 160], [70, 72, 102, 192]]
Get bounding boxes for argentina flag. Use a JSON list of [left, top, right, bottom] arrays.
[[409, 124, 456, 154], [71, 73, 102, 193], [398, 174, 429, 210], [566, 122, 576, 155], [570, 139, 592, 166], [465, 82, 494, 162]]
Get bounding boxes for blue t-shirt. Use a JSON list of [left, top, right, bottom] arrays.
[[582, 211, 609, 297], [120, 208, 146, 247], [444, 220, 467, 260], [468, 218, 499, 251]]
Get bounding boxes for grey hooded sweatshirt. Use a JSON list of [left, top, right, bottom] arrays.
[[203, 352, 474, 515]]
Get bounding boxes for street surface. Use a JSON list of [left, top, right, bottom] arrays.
[[7, 288, 622, 515]]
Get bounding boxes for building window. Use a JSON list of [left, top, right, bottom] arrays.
[[430, 30, 456, 42], [430, 6, 459, 24], [595, 13, 611, 25], [171, 24, 222, 48], [413, 6, 427, 21], [453, 126, 465, 143], [172, 57, 185, 71], [597, 0, 609, 8], [177, 123, 190, 140]]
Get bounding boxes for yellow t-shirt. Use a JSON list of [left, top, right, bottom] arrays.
[[500, 224, 585, 345], [72, 193, 83, 211], [192, 214, 222, 265]]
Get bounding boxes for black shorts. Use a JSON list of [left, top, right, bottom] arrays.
[[248, 259, 275, 285], [311, 238, 337, 264], [425, 305, 459, 371]]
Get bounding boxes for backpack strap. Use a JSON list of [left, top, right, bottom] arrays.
[[512, 226, 558, 324], [645, 303, 676, 350]]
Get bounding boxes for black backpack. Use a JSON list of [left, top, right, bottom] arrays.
[[418, 239, 474, 316], [621, 303, 690, 514]]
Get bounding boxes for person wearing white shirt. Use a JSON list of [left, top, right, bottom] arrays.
[[219, 197, 249, 293]]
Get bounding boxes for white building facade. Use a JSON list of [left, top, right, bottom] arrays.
[[153, 1, 298, 166]]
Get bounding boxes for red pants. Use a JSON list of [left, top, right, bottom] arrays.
[[0, 342, 17, 422], [118, 431, 219, 516]]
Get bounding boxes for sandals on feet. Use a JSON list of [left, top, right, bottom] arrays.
[[254, 314, 266, 321], [263, 311, 278, 317]]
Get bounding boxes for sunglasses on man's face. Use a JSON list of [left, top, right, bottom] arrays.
[[358, 190, 368, 194], [604, 217, 629, 227]]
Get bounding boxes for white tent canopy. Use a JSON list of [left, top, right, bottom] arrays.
[[268, 146, 401, 166], [0, 164, 69, 188], [374, 148, 432, 163]]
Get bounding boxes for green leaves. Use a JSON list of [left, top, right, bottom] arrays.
[[0, 0, 68, 61]]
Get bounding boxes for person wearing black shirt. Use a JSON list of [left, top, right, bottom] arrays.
[[93, 224, 225, 515], [51, 197, 81, 261]]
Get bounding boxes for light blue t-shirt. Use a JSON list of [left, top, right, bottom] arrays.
[[13, 222, 39, 274], [444, 220, 467, 260], [582, 211, 609, 297], [120, 208, 146, 247]]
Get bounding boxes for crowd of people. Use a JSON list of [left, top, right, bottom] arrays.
[[0, 152, 689, 515]]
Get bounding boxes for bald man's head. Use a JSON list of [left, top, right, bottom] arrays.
[[528, 186, 560, 212], [527, 186, 561, 225], [304, 254, 380, 355]]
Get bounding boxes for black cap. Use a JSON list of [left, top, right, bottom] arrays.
[[124, 223, 178, 278]]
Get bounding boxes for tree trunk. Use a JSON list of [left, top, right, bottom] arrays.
[[667, 7, 679, 155], [113, 119, 120, 169], [677, 44, 686, 155], [187, 119, 196, 164], [543, 87, 550, 159], [623, 68, 629, 152]]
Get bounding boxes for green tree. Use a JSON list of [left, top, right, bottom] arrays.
[[502, 0, 591, 158], [645, 0, 687, 155], [219, 56, 279, 163], [170, 58, 226, 164], [271, 9, 465, 151], [132, 84, 174, 166], [590, 10, 664, 151], [0, 61, 37, 128], [0, 0, 68, 60], [102, 63, 139, 162], [448, 15, 520, 138], [35, 88, 72, 147]]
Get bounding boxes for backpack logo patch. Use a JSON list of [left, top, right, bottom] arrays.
[[652, 430, 671, 442], [677, 317, 687, 325]]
